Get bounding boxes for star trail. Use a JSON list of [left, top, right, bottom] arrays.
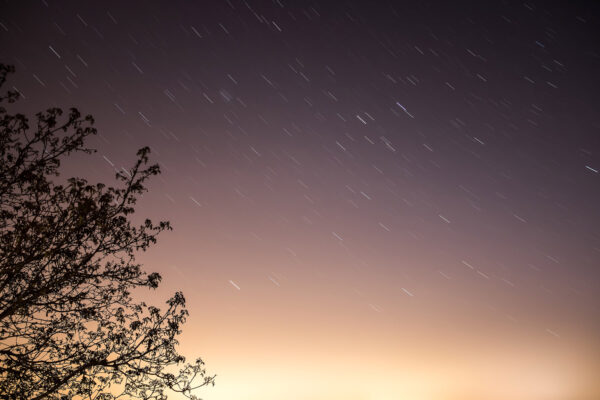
[[2, 1, 600, 399]]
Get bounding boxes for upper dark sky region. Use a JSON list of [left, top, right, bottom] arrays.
[[2, 1, 600, 399]]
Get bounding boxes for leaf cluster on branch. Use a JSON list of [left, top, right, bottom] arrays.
[[0, 64, 214, 400]]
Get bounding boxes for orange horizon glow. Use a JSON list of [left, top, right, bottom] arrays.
[[134, 206, 600, 400]]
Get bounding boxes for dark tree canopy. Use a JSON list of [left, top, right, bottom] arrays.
[[0, 64, 214, 400]]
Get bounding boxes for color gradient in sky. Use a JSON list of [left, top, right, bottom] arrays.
[[2, 1, 600, 399]]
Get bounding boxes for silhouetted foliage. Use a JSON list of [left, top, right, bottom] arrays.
[[0, 64, 214, 400]]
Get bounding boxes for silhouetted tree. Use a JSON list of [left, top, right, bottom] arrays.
[[0, 64, 214, 400]]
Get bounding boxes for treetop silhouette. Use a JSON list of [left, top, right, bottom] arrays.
[[0, 63, 214, 400]]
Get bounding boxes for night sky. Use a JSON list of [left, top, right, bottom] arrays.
[[2, 1, 600, 399]]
